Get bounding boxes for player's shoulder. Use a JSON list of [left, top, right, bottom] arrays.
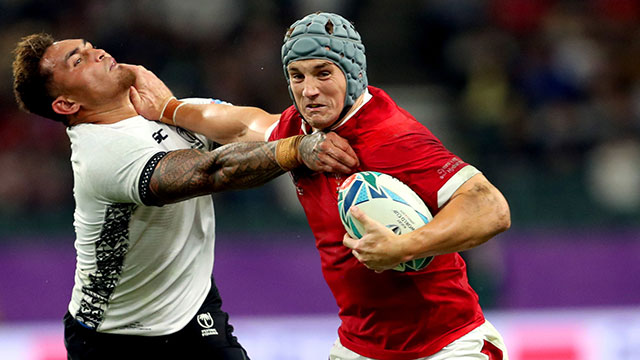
[[68, 117, 167, 164], [280, 105, 300, 122], [69, 116, 153, 143], [270, 105, 302, 140]]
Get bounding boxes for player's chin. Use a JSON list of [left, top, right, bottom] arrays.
[[118, 66, 137, 88], [305, 116, 334, 131]]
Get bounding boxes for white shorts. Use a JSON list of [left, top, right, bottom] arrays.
[[329, 320, 509, 360]]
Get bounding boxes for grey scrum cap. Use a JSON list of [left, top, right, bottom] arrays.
[[282, 12, 368, 108]]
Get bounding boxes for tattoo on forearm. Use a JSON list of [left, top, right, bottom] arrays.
[[299, 131, 324, 165], [149, 142, 285, 204], [211, 141, 285, 190]]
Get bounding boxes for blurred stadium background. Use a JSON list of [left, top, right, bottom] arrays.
[[1, 0, 640, 359]]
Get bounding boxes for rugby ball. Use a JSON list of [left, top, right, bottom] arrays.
[[337, 171, 434, 272]]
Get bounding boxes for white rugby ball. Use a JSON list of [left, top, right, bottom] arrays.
[[337, 171, 434, 272]]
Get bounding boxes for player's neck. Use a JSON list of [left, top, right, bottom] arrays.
[[68, 98, 138, 126], [343, 94, 365, 119]]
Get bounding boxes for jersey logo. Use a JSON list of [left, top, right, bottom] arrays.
[[197, 312, 218, 337], [176, 128, 206, 150], [152, 128, 168, 144]]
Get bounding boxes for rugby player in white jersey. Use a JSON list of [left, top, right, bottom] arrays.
[[12, 33, 358, 360]]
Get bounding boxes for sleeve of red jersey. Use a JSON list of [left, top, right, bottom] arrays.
[[365, 131, 480, 215]]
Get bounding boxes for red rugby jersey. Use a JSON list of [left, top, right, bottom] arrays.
[[269, 86, 484, 360]]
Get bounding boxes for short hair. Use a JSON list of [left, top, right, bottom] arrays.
[[12, 33, 68, 125]]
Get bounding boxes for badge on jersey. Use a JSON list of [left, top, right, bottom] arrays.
[[197, 312, 219, 337]]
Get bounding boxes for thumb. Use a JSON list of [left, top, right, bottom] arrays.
[[129, 86, 141, 109], [350, 206, 375, 230], [119, 63, 138, 72]]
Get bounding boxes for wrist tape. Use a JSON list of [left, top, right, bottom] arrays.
[[275, 135, 305, 171], [160, 97, 186, 125]]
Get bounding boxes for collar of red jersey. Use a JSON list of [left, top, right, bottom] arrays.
[[301, 89, 373, 135]]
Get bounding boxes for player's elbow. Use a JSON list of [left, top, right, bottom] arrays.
[[497, 201, 511, 233], [489, 194, 511, 236]]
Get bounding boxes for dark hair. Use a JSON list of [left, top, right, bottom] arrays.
[[12, 33, 68, 125]]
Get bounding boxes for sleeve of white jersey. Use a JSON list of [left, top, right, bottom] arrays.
[[70, 126, 164, 206]]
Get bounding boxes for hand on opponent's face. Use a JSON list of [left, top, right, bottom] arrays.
[[120, 65, 360, 174], [121, 64, 173, 121]]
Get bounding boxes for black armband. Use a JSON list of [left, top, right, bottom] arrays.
[[139, 151, 168, 206]]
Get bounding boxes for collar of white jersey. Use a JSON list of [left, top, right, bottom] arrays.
[[301, 89, 373, 135]]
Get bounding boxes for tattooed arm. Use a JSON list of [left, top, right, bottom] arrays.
[[126, 64, 359, 173], [147, 132, 355, 205], [148, 142, 282, 205]]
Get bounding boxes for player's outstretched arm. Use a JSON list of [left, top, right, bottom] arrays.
[[126, 63, 359, 173], [169, 102, 279, 144], [147, 142, 282, 205], [146, 132, 357, 205], [344, 174, 510, 271], [125, 64, 277, 143]]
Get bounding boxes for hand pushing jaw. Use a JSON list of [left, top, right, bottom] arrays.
[[119, 65, 360, 175], [120, 63, 174, 121]]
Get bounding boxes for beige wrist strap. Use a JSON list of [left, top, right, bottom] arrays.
[[275, 135, 305, 171]]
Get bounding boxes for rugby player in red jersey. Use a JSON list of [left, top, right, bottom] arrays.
[[131, 12, 511, 360]]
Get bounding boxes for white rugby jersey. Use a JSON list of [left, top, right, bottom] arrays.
[[66, 98, 223, 336]]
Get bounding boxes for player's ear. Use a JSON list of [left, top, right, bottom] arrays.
[[52, 96, 80, 115]]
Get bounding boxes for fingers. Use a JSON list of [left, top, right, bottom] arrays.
[[316, 154, 353, 174], [322, 133, 359, 169], [351, 248, 385, 273], [325, 132, 360, 167], [129, 86, 140, 108], [344, 208, 400, 272], [351, 249, 364, 263], [349, 206, 366, 222], [298, 133, 358, 173], [343, 232, 357, 250], [323, 148, 357, 172], [342, 215, 372, 266], [119, 64, 148, 80], [122, 65, 174, 120], [308, 134, 358, 173], [349, 206, 377, 233], [298, 131, 359, 173], [119, 63, 139, 69], [125, 65, 169, 94], [343, 234, 366, 264], [344, 228, 388, 272], [343, 233, 371, 268], [118, 63, 137, 71]]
